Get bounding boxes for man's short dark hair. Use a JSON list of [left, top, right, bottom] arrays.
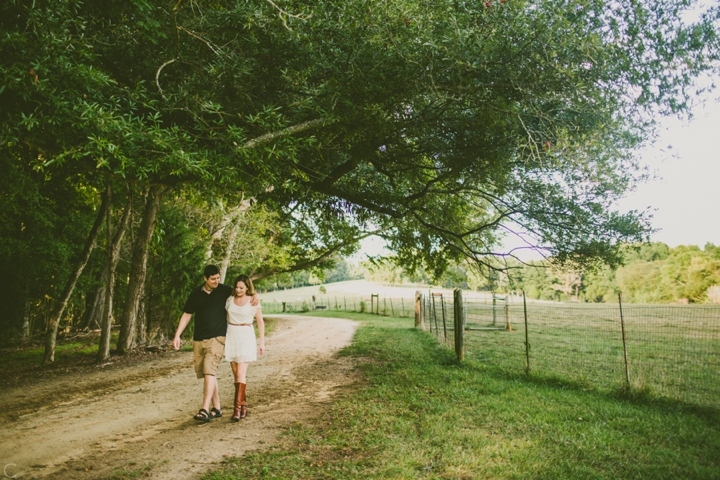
[[203, 265, 220, 278]]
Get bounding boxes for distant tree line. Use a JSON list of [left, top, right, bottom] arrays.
[[257, 259, 361, 291], [363, 243, 720, 304]]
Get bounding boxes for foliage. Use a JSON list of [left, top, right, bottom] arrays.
[[2, 0, 720, 339], [323, 259, 360, 284], [4, 0, 719, 274], [366, 242, 720, 304], [0, 149, 101, 335], [505, 243, 720, 303]]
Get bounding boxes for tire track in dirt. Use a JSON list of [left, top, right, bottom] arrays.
[[0, 315, 357, 479]]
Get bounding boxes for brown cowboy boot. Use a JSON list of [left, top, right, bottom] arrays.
[[239, 382, 248, 419], [231, 383, 242, 422]]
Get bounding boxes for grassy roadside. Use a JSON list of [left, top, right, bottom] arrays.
[[204, 312, 719, 479], [0, 317, 278, 373]]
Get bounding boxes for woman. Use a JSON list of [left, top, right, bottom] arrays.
[[224, 274, 265, 421]]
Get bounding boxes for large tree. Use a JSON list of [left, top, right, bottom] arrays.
[[2, 0, 719, 332]]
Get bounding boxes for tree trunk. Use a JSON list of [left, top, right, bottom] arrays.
[[85, 196, 133, 332], [205, 207, 235, 263], [43, 188, 109, 364], [117, 185, 163, 354], [136, 284, 149, 347], [21, 282, 31, 338], [97, 188, 133, 363], [97, 185, 115, 363], [80, 286, 103, 330], [218, 199, 252, 283], [219, 218, 240, 284]]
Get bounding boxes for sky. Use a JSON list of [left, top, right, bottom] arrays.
[[615, 97, 720, 249], [355, 93, 720, 261]]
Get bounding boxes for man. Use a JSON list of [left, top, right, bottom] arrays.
[[173, 265, 258, 422]]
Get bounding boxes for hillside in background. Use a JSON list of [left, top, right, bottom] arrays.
[[355, 243, 720, 304]]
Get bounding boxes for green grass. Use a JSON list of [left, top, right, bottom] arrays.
[[202, 312, 719, 479], [456, 302, 720, 408], [0, 332, 120, 369], [0, 318, 279, 367]]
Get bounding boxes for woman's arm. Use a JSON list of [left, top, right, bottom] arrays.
[[256, 306, 265, 355]]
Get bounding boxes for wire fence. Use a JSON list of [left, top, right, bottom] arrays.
[[261, 294, 417, 317], [261, 291, 720, 409], [423, 291, 720, 410]]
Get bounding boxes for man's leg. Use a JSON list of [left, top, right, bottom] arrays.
[[202, 374, 217, 412], [211, 375, 221, 410]]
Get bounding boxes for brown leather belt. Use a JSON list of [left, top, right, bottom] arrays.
[[229, 323, 252, 327]]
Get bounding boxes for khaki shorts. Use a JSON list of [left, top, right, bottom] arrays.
[[193, 336, 225, 378]]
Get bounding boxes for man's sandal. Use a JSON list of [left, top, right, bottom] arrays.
[[209, 407, 223, 419], [193, 408, 212, 422]]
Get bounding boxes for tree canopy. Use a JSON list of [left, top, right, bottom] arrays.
[[2, 0, 719, 342], [4, 0, 719, 268]]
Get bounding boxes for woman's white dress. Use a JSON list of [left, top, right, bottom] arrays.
[[224, 296, 260, 363]]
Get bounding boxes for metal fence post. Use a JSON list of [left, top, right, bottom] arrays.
[[618, 293, 631, 390], [523, 291, 530, 374], [505, 295, 512, 331], [440, 294, 448, 342], [492, 293, 497, 325], [422, 294, 427, 330], [454, 288, 465, 361]]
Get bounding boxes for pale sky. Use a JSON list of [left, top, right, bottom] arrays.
[[355, 94, 720, 260], [616, 98, 720, 249]]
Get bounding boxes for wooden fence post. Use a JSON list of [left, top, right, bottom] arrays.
[[371, 294, 379, 315], [440, 294, 448, 342], [415, 291, 422, 327], [618, 293, 631, 390], [454, 289, 465, 361]]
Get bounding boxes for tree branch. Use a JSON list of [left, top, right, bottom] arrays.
[[242, 118, 330, 149], [155, 58, 176, 100], [252, 229, 385, 281]]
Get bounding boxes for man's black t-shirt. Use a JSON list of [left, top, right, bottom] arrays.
[[182, 283, 232, 341]]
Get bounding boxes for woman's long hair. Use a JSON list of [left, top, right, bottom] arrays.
[[232, 274, 255, 296]]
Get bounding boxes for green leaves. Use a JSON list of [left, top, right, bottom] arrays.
[[3, 0, 719, 276]]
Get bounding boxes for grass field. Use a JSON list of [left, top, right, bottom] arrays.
[[453, 301, 720, 409], [263, 283, 720, 410], [203, 312, 720, 480]]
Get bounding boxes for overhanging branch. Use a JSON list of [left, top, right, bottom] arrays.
[[242, 118, 331, 150], [251, 228, 386, 281]]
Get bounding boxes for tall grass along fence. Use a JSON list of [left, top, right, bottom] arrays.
[[420, 290, 720, 409]]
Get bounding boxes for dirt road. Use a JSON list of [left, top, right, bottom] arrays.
[[0, 315, 357, 479]]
